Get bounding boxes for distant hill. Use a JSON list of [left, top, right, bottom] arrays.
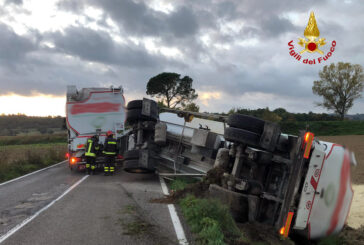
[[0, 114, 66, 136], [346, 114, 364, 120]]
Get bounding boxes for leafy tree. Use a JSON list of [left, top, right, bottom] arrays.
[[184, 103, 200, 112], [146, 72, 198, 108], [273, 108, 289, 121], [262, 108, 282, 122], [157, 101, 167, 109], [312, 62, 364, 120]]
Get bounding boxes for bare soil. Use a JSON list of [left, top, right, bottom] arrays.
[[318, 135, 364, 231], [318, 135, 364, 184]]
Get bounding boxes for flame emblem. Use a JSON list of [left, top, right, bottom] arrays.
[[298, 12, 326, 54]]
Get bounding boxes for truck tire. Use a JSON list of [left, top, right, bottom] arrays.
[[126, 108, 158, 124], [127, 100, 143, 110], [124, 159, 154, 173], [227, 114, 265, 134], [127, 100, 158, 110], [224, 127, 260, 146], [124, 149, 140, 160]]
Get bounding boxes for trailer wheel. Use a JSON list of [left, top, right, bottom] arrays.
[[227, 114, 265, 134], [224, 127, 260, 146], [127, 99, 158, 110], [126, 108, 158, 124], [127, 100, 143, 110], [123, 160, 154, 173], [124, 149, 140, 160]]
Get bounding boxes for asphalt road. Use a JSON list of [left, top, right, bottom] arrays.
[[0, 162, 180, 245]]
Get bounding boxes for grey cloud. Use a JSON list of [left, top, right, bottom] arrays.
[[4, 0, 23, 5], [167, 7, 199, 38], [0, 50, 119, 96], [92, 0, 200, 38], [0, 24, 37, 64], [57, 0, 204, 56], [48, 26, 182, 69], [260, 16, 297, 37], [57, 0, 86, 13], [215, 1, 239, 20], [95, 0, 163, 36]]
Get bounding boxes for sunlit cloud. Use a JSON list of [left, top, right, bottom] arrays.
[[198, 91, 222, 106], [0, 93, 66, 116]]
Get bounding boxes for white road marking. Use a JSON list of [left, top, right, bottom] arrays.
[[0, 175, 89, 244], [159, 176, 189, 245], [0, 161, 67, 187]]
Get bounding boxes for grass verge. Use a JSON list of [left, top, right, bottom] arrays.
[[0, 143, 67, 183], [170, 177, 199, 192], [179, 194, 243, 245]]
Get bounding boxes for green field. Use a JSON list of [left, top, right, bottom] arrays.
[[0, 133, 67, 146], [280, 120, 364, 136], [0, 142, 67, 183]]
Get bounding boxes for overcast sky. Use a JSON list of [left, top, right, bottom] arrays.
[[0, 0, 363, 116]]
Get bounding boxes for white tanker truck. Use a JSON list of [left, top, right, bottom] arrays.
[[65, 86, 126, 170]]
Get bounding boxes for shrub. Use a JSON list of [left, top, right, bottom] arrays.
[[179, 195, 241, 244]]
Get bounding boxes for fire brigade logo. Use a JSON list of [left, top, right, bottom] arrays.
[[298, 12, 326, 55], [288, 11, 336, 65]]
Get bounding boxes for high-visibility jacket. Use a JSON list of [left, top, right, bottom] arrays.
[[103, 136, 117, 155], [85, 137, 99, 157]]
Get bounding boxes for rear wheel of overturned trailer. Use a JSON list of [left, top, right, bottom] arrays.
[[123, 149, 155, 173]]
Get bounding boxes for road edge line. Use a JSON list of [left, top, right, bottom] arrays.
[[0, 175, 89, 244], [0, 160, 67, 187], [159, 176, 189, 245]]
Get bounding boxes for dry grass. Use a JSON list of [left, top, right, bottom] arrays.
[[0, 143, 67, 182], [317, 135, 364, 184]]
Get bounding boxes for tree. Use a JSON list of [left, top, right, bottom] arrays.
[[146, 72, 198, 108], [157, 101, 167, 109], [312, 62, 364, 120], [262, 108, 282, 122], [183, 102, 200, 112]]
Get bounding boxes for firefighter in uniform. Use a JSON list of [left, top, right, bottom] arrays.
[[103, 131, 117, 175], [85, 135, 99, 175]]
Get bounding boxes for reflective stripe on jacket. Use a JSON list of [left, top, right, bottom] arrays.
[[85, 138, 98, 157], [103, 136, 117, 155]]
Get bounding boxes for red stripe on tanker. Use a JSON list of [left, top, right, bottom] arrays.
[[70, 102, 121, 115], [326, 151, 351, 235]]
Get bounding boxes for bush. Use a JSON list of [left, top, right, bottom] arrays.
[[170, 177, 198, 192], [179, 195, 241, 244]]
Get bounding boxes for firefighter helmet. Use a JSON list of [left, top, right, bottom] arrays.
[[106, 130, 113, 136]]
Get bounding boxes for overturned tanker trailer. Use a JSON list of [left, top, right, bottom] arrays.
[[119, 98, 356, 240]]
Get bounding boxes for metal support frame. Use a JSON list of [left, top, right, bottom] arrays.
[[173, 120, 187, 173]]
